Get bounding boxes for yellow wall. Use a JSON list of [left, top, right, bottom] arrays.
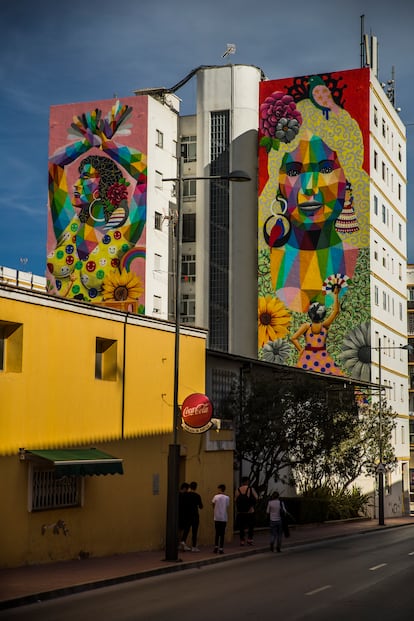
[[0, 433, 234, 567], [0, 293, 206, 452], [0, 289, 233, 568]]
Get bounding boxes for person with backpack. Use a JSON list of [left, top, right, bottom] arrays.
[[235, 476, 258, 546]]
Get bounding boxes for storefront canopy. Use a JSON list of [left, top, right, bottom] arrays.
[[24, 448, 124, 477]]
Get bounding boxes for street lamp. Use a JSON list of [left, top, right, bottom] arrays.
[[372, 339, 412, 526], [163, 158, 251, 561]]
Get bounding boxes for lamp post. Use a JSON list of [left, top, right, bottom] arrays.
[[373, 339, 412, 526], [162, 159, 250, 561]]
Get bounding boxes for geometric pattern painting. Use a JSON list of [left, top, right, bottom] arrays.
[[47, 97, 147, 314], [258, 69, 371, 380]]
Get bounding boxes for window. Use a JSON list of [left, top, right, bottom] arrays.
[[382, 291, 387, 310], [95, 338, 117, 381], [30, 466, 81, 511], [182, 254, 196, 282], [182, 213, 196, 242], [0, 321, 23, 372], [382, 162, 386, 180], [183, 179, 196, 200], [398, 223, 402, 240], [374, 151, 378, 170], [374, 195, 378, 215], [398, 183, 402, 201], [374, 240, 378, 261], [181, 136, 197, 162], [155, 211, 162, 231], [154, 253, 161, 272], [374, 106, 378, 126], [398, 144, 402, 162], [181, 293, 195, 323], [382, 249, 386, 268], [382, 204, 386, 224], [382, 118, 386, 137], [153, 295, 161, 314], [399, 263, 402, 281], [155, 171, 163, 189], [156, 129, 164, 148], [374, 285, 379, 306]]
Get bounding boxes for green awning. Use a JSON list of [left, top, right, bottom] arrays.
[[26, 448, 124, 477]]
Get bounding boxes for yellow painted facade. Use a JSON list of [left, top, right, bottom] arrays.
[[0, 286, 234, 567]]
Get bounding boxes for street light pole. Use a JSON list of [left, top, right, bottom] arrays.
[[377, 338, 385, 526], [163, 162, 250, 562]]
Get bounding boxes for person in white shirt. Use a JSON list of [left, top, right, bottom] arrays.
[[266, 491, 285, 552], [211, 484, 230, 555]]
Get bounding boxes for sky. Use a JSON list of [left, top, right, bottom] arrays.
[[1, 0, 413, 276]]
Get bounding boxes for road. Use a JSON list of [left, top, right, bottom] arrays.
[[3, 526, 414, 620]]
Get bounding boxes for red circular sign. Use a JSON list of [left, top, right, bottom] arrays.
[[181, 393, 213, 428]]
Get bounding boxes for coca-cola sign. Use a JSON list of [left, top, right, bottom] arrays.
[[181, 393, 213, 432]]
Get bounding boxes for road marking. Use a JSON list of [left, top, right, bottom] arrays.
[[408, 552, 414, 556], [306, 585, 332, 596], [369, 563, 387, 571]]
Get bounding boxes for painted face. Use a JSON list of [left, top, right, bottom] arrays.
[[73, 164, 100, 208], [278, 134, 346, 230]]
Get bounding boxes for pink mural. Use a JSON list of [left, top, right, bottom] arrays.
[[47, 97, 147, 313]]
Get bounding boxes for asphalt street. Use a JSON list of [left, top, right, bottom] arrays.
[[2, 526, 414, 621]]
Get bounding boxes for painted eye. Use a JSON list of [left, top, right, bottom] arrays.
[[285, 163, 302, 177], [319, 161, 334, 174]]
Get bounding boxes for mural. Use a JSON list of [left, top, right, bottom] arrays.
[[47, 98, 147, 313], [258, 69, 371, 380]]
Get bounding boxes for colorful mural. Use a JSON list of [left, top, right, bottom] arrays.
[[258, 69, 371, 380], [47, 98, 147, 313]]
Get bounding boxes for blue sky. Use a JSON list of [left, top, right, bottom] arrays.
[[1, 0, 413, 276]]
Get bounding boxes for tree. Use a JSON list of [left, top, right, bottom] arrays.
[[222, 368, 397, 498]]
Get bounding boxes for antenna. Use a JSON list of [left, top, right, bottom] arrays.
[[360, 15, 378, 77], [360, 14, 365, 67], [222, 43, 236, 58], [386, 66, 396, 107]]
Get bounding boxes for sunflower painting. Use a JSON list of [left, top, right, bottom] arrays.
[[258, 295, 291, 349], [99, 268, 144, 313]]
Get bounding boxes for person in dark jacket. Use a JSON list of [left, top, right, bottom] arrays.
[[182, 481, 203, 551]]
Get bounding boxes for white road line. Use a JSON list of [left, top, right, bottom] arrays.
[[369, 563, 387, 571], [409, 552, 414, 556], [306, 585, 332, 596]]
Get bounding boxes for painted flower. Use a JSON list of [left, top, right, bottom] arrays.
[[106, 181, 129, 207], [261, 339, 291, 364], [259, 91, 302, 152], [339, 322, 371, 382], [275, 117, 301, 143], [102, 268, 143, 302], [258, 295, 291, 349]]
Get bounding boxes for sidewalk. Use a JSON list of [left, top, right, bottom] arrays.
[[1, 517, 413, 610]]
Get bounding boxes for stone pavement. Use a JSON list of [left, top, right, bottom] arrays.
[[1, 516, 413, 610]]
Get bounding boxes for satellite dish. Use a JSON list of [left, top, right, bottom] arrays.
[[222, 44, 236, 58]]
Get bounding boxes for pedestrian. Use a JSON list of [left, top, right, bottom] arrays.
[[178, 482, 192, 551], [267, 491, 285, 552], [235, 476, 258, 546], [212, 484, 230, 555], [182, 481, 203, 552]]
